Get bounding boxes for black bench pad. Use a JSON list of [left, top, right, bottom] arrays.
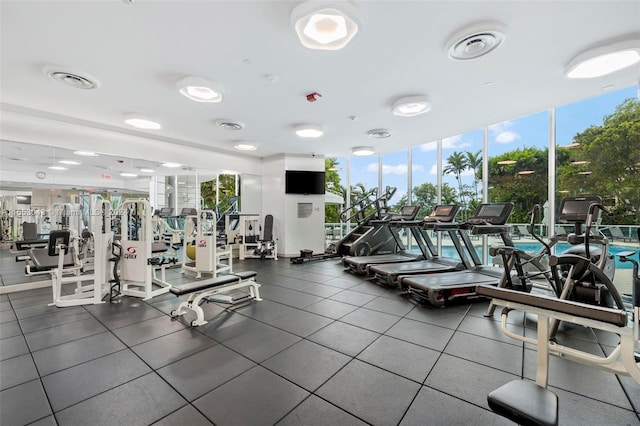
[[170, 271, 258, 296], [476, 285, 627, 327], [488, 380, 558, 426]]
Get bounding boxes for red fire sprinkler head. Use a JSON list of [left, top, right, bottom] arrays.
[[306, 92, 322, 102]]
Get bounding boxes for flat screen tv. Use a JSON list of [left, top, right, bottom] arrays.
[[285, 170, 325, 195]]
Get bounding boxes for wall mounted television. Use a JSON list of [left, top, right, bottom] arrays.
[[285, 170, 325, 195]]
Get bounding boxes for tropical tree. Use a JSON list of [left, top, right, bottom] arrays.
[[557, 98, 640, 225], [325, 157, 344, 223], [465, 150, 482, 202], [487, 147, 549, 223], [444, 151, 469, 217], [392, 182, 458, 219]]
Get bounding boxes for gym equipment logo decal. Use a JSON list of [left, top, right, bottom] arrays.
[[124, 246, 137, 260]]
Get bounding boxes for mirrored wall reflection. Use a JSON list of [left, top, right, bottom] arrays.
[[161, 173, 240, 220]]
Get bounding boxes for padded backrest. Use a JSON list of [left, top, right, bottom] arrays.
[[48, 230, 70, 256], [22, 222, 37, 240]]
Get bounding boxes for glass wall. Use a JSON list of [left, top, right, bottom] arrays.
[[381, 149, 408, 212], [556, 86, 638, 294], [487, 111, 550, 234], [332, 84, 638, 300]]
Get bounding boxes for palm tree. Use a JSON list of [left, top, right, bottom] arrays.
[[444, 151, 469, 213], [465, 150, 482, 202]]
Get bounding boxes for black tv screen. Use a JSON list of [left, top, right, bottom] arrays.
[[285, 170, 325, 195]]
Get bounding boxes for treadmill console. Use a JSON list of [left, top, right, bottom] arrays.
[[557, 196, 602, 223], [180, 208, 198, 217], [424, 204, 459, 223], [159, 207, 174, 218], [388, 205, 420, 221], [468, 203, 514, 225]]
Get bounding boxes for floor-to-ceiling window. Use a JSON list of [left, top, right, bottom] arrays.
[[442, 130, 483, 222], [556, 86, 638, 295], [487, 111, 550, 237], [411, 141, 441, 219]]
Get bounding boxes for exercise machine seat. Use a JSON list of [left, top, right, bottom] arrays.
[[488, 380, 558, 426], [169, 271, 258, 296]]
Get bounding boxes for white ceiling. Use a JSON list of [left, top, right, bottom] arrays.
[[1, 1, 639, 184]]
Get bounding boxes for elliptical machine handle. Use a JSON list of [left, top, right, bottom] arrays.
[[584, 203, 613, 259], [529, 204, 551, 253]]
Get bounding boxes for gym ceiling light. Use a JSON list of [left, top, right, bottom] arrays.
[[291, 1, 360, 50], [120, 172, 138, 177], [295, 124, 324, 138], [59, 160, 80, 165], [73, 151, 99, 157], [124, 114, 162, 130], [392, 96, 432, 117], [352, 146, 375, 156], [234, 142, 258, 151], [177, 76, 224, 103], [162, 162, 181, 168], [565, 38, 640, 78]]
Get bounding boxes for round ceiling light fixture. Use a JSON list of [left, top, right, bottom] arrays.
[[392, 96, 432, 117], [446, 23, 506, 60], [367, 128, 391, 139], [291, 1, 360, 50], [124, 113, 162, 130], [565, 38, 640, 78], [216, 119, 244, 130], [234, 141, 258, 151], [44, 67, 100, 89], [176, 76, 224, 102], [295, 124, 324, 138], [352, 146, 375, 156]]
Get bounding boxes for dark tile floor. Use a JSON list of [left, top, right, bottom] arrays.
[[1, 249, 639, 425]]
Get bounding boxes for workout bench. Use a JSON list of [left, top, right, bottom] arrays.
[[477, 285, 638, 426], [169, 271, 261, 326]]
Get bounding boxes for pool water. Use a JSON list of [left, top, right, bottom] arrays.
[[435, 242, 637, 270]]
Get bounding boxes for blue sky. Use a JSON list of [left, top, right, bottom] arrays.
[[340, 85, 637, 202]]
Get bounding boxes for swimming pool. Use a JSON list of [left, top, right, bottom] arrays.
[[437, 242, 636, 269]]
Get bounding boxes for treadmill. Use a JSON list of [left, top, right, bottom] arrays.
[[367, 204, 468, 286], [342, 205, 427, 274], [399, 202, 515, 307]]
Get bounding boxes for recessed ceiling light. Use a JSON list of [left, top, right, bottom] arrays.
[[392, 96, 432, 117], [497, 160, 517, 165], [446, 23, 506, 60], [566, 39, 640, 78], [59, 160, 80, 165], [517, 170, 535, 175], [44, 67, 100, 89], [291, 1, 360, 50], [216, 120, 244, 130], [570, 160, 590, 165], [352, 146, 375, 156], [367, 129, 391, 139], [176, 76, 224, 103], [295, 124, 324, 138], [139, 168, 156, 173], [162, 162, 181, 168], [120, 172, 138, 177], [234, 142, 258, 151], [124, 113, 161, 130], [48, 166, 67, 171], [565, 143, 580, 148], [74, 151, 99, 157]]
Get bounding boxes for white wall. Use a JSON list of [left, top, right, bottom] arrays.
[[261, 154, 325, 257]]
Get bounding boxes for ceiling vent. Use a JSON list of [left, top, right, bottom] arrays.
[[44, 68, 100, 89], [367, 129, 392, 139], [446, 23, 506, 60], [216, 120, 244, 130]]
